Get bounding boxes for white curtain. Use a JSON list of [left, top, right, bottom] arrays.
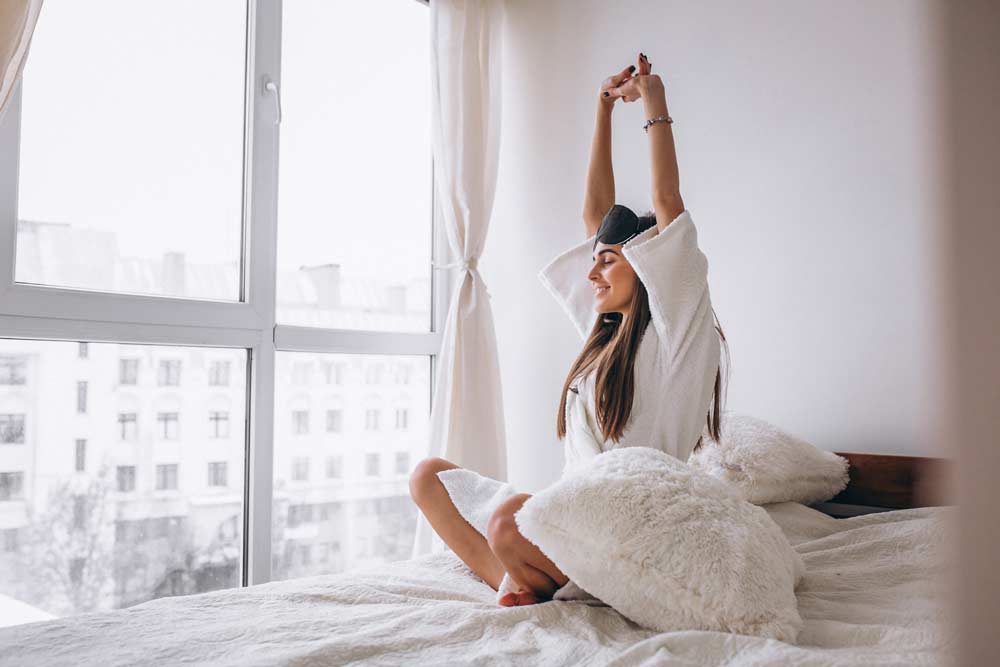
[[0, 0, 43, 123], [412, 0, 508, 557]]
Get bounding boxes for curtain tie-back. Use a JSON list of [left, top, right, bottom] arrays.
[[430, 256, 491, 299]]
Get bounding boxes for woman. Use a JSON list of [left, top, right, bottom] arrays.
[[410, 52, 729, 607]]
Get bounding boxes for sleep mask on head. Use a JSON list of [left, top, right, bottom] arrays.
[[593, 204, 655, 251]]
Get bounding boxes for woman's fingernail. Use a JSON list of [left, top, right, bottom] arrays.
[[629, 65, 636, 72], [603, 91, 609, 97]]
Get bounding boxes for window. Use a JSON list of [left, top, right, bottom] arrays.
[[156, 464, 179, 491], [364, 408, 380, 431], [365, 453, 380, 477], [208, 360, 230, 386], [325, 455, 341, 479], [156, 412, 180, 440], [395, 407, 408, 430], [72, 495, 87, 530], [364, 364, 383, 385], [76, 380, 87, 413], [207, 462, 228, 488], [395, 451, 410, 475], [4, 0, 435, 616], [209, 411, 230, 438], [119, 358, 139, 385], [2, 528, 17, 553], [292, 410, 309, 435], [0, 415, 26, 444], [118, 413, 138, 441], [77, 342, 89, 358], [395, 364, 411, 385], [0, 356, 27, 385], [291, 361, 312, 385], [291, 457, 309, 482], [0, 472, 25, 501], [158, 360, 181, 386], [116, 466, 136, 493], [74, 438, 86, 472], [325, 409, 342, 433]]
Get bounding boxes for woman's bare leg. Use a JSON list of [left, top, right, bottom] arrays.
[[487, 492, 570, 606], [409, 457, 506, 591]]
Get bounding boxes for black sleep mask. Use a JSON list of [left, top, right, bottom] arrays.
[[593, 204, 655, 251]]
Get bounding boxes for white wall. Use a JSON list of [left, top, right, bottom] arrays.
[[484, 0, 946, 492]]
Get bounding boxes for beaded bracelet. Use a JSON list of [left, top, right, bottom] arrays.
[[643, 115, 674, 132]]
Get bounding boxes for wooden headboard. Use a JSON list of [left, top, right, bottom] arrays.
[[810, 452, 953, 518]]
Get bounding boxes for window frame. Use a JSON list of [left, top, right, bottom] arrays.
[[0, 0, 447, 587]]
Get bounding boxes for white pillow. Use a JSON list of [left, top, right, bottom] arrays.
[[687, 412, 850, 506], [514, 447, 805, 642]]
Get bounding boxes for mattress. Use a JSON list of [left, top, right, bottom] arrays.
[[0, 502, 955, 667]]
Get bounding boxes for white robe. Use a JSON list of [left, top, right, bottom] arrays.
[[436, 208, 721, 600]]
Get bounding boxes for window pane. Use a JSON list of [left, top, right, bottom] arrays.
[[0, 339, 247, 626], [15, 1, 247, 301], [276, 1, 432, 331], [272, 352, 429, 581]]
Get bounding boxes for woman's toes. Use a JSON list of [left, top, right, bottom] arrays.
[[498, 591, 519, 606], [515, 591, 541, 606]]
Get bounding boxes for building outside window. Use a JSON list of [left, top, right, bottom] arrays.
[[209, 411, 230, 438], [0, 356, 27, 385], [291, 457, 309, 482], [118, 412, 138, 441], [155, 464, 178, 491], [292, 410, 309, 435], [74, 438, 86, 472], [365, 453, 379, 477], [116, 466, 136, 493], [325, 455, 341, 479], [394, 407, 408, 430], [76, 380, 87, 413], [291, 361, 312, 386], [364, 408, 379, 431], [119, 358, 138, 385], [77, 342, 88, 358], [156, 412, 179, 440], [157, 359, 181, 386], [208, 360, 231, 386], [1, 528, 17, 553], [0, 415, 25, 444], [394, 451, 410, 475], [207, 461, 228, 487], [325, 409, 342, 433]]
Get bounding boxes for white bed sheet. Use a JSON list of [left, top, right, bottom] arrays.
[[0, 502, 955, 667]]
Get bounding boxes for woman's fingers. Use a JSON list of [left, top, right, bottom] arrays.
[[638, 51, 651, 76]]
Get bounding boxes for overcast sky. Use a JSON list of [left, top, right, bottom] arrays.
[[17, 0, 431, 291]]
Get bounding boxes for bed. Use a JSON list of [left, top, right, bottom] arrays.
[[0, 453, 955, 666]]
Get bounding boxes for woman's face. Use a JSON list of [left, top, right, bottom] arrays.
[[589, 241, 637, 313]]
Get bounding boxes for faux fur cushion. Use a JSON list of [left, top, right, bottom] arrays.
[[514, 447, 805, 642], [687, 412, 850, 506]]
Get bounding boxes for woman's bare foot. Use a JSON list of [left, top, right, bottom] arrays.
[[498, 589, 543, 606]]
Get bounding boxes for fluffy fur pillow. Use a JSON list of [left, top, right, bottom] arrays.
[[687, 412, 850, 506], [514, 447, 805, 642]]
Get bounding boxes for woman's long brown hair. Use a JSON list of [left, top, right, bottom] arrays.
[[556, 216, 730, 454]]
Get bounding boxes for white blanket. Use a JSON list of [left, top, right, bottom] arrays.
[[0, 503, 954, 667]]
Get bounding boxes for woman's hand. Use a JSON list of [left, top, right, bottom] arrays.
[[607, 52, 664, 103], [599, 65, 636, 109]]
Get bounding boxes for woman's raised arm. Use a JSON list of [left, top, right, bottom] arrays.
[[636, 65, 685, 232], [583, 66, 634, 238]]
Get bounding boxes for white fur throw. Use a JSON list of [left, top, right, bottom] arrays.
[[514, 447, 805, 642], [687, 412, 850, 506]]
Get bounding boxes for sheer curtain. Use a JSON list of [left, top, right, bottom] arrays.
[[412, 0, 508, 557], [0, 0, 43, 122]]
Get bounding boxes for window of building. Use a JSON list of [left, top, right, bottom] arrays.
[[209, 411, 230, 438], [395, 407, 408, 430], [364, 408, 379, 431], [156, 464, 178, 491], [365, 453, 380, 477], [76, 380, 87, 413], [116, 466, 136, 493], [156, 412, 179, 440], [325, 409, 342, 433], [292, 410, 309, 435], [118, 412, 138, 441], [325, 455, 341, 479], [208, 360, 231, 386], [74, 438, 86, 472], [0, 356, 27, 385], [364, 363, 383, 385], [119, 358, 139, 385], [0, 472, 25, 501], [77, 342, 88, 358], [207, 461, 228, 488], [72, 495, 87, 530], [395, 451, 410, 475], [157, 359, 181, 386], [291, 361, 312, 386], [0, 415, 25, 444], [1, 528, 17, 553], [291, 457, 309, 482]]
